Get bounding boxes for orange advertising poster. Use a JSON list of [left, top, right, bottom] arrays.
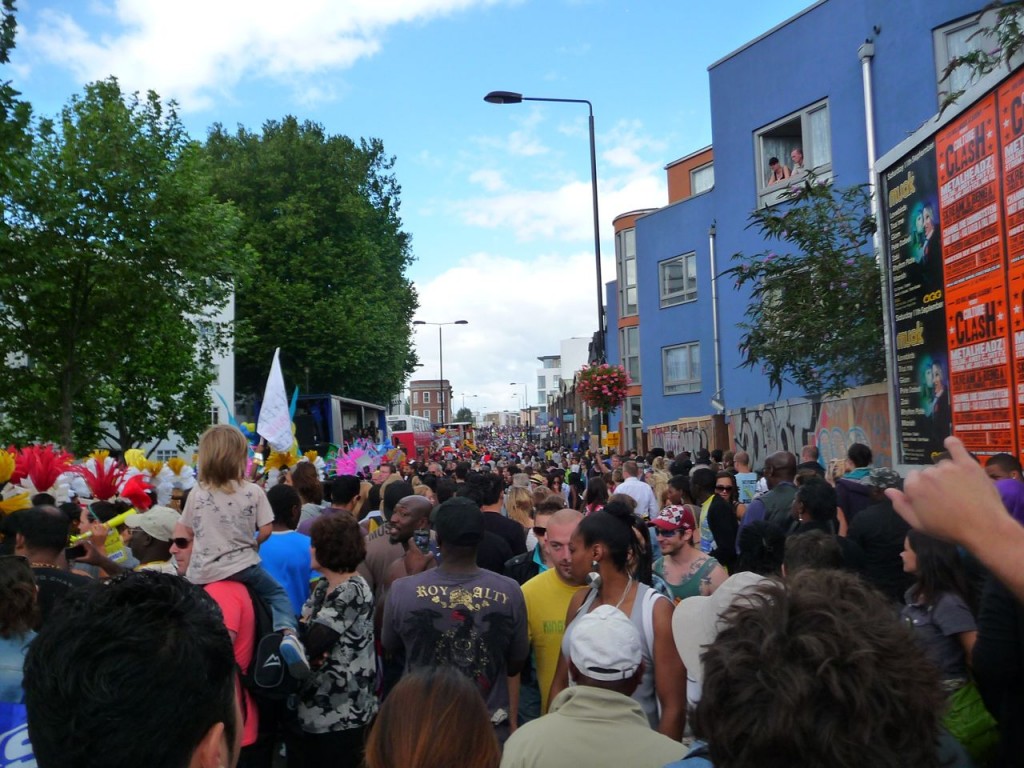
[[937, 94, 1013, 455], [997, 69, 1024, 454]]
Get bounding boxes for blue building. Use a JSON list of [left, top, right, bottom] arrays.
[[609, 0, 997, 463]]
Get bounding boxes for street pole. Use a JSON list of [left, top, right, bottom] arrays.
[[484, 91, 604, 361], [413, 319, 468, 425]]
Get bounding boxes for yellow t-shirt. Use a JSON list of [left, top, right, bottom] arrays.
[[521, 567, 586, 713]]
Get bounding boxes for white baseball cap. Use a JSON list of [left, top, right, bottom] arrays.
[[569, 605, 643, 682]]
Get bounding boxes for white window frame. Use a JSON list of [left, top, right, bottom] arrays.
[[755, 99, 832, 208], [437, 409, 444, 422], [616, 228, 638, 317], [659, 253, 698, 308], [155, 449, 176, 463], [663, 342, 701, 395], [413, 391, 419, 404], [620, 325, 641, 385], [934, 11, 999, 106], [423, 391, 431, 404], [690, 162, 714, 195]]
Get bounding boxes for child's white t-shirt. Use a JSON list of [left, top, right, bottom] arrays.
[[181, 480, 273, 585]]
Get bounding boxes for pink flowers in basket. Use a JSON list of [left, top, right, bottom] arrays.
[[576, 363, 630, 412]]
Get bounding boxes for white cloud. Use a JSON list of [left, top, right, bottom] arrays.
[[410, 250, 603, 415], [468, 168, 506, 192], [23, 0, 506, 110], [451, 119, 668, 242]]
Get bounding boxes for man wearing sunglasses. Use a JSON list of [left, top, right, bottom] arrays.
[[518, 507, 585, 719], [124, 505, 181, 575]]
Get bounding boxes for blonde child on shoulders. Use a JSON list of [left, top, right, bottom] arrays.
[[181, 424, 310, 678]]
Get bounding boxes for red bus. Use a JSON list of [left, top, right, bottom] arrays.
[[387, 415, 435, 459]]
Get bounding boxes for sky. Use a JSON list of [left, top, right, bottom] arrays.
[[7, 0, 813, 418]]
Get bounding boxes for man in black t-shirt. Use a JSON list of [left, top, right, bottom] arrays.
[[460, 472, 526, 556], [7, 506, 92, 626]]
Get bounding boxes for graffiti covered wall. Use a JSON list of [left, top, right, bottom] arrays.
[[647, 415, 728, 456], [727, 383, 892, 470]]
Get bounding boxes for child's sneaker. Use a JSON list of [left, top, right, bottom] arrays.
[[279, 633, 311, 680]]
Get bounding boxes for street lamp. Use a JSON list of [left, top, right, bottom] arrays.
[[460, 393, 479, 409], [412, 319, 468, 423], [485, 90, 604, 361], [510, 381, 530, 437]]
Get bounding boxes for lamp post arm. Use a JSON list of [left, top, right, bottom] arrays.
[[521, 96, 593, 116]]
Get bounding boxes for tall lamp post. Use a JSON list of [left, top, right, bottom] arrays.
[[484, 90, 604, 361], [412, 319, 468, 423], [510, 381, 530, 439]]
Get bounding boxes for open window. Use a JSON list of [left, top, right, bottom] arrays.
[[755, 99, 831, 208]]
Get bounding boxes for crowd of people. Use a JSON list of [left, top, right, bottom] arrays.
[[1, 427, 1023, 768]]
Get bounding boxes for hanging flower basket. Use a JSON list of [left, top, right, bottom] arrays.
[[576, 363, 630, 413]]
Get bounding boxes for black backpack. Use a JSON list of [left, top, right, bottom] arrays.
[[238, 584, 302, 702]]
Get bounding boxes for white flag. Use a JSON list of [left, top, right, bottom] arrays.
[[257, 348, 293, 452]]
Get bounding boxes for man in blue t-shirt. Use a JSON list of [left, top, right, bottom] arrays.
[[261, 484, 316, 616]]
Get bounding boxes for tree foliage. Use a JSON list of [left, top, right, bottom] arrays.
[[0, 78, 247, 451], [454, 406, 474, 423], [0, 0, 31, 194], [203, 117, 418, 409], [940, 1, 1024, 113], [722, 178, 884, 398]]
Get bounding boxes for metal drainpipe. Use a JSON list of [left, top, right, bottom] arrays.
[[860, 39, 900, 465], [709, 221, 724, 412]]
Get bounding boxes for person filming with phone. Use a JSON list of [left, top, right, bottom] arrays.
[[383, 495, 437, 590]]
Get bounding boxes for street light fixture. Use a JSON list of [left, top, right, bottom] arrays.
[[510, 381, 530, 437], [485, 90, 604, 361], [412, 319, 468, 423]]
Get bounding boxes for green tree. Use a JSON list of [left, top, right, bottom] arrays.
[[0, 78, 248, 451], [203, 118, 419, 409], [0, 0, 31, 195], [723, 178, 883, 398], [941, 1, 1024, 112], [454, 406, 474, 423]]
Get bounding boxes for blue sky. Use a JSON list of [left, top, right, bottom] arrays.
[[8, 0, 811, 416]]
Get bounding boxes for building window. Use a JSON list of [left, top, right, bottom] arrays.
[[691, 162, 714, 195], [934, 12, 997, 104], [209, 405, 220, 425], [616, 228, 638, 317], [412, 409, 419, 417], [413, 391, 419, 404], [659, 253, 698, 308], [423, 391, 431, 404], [621, 326, 641, 385], [155, 449, 176, 463], [755, 99, 831, 207], [663, 342, 701, 395]]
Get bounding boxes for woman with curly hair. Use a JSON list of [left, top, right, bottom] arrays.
[[289, 514, 377, 768]]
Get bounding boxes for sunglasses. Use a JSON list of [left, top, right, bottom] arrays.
[[532, 526, 547, 537], [653, 528, 682, 537], [715, 485, 734, 492], [170, 537, 192, 550]]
